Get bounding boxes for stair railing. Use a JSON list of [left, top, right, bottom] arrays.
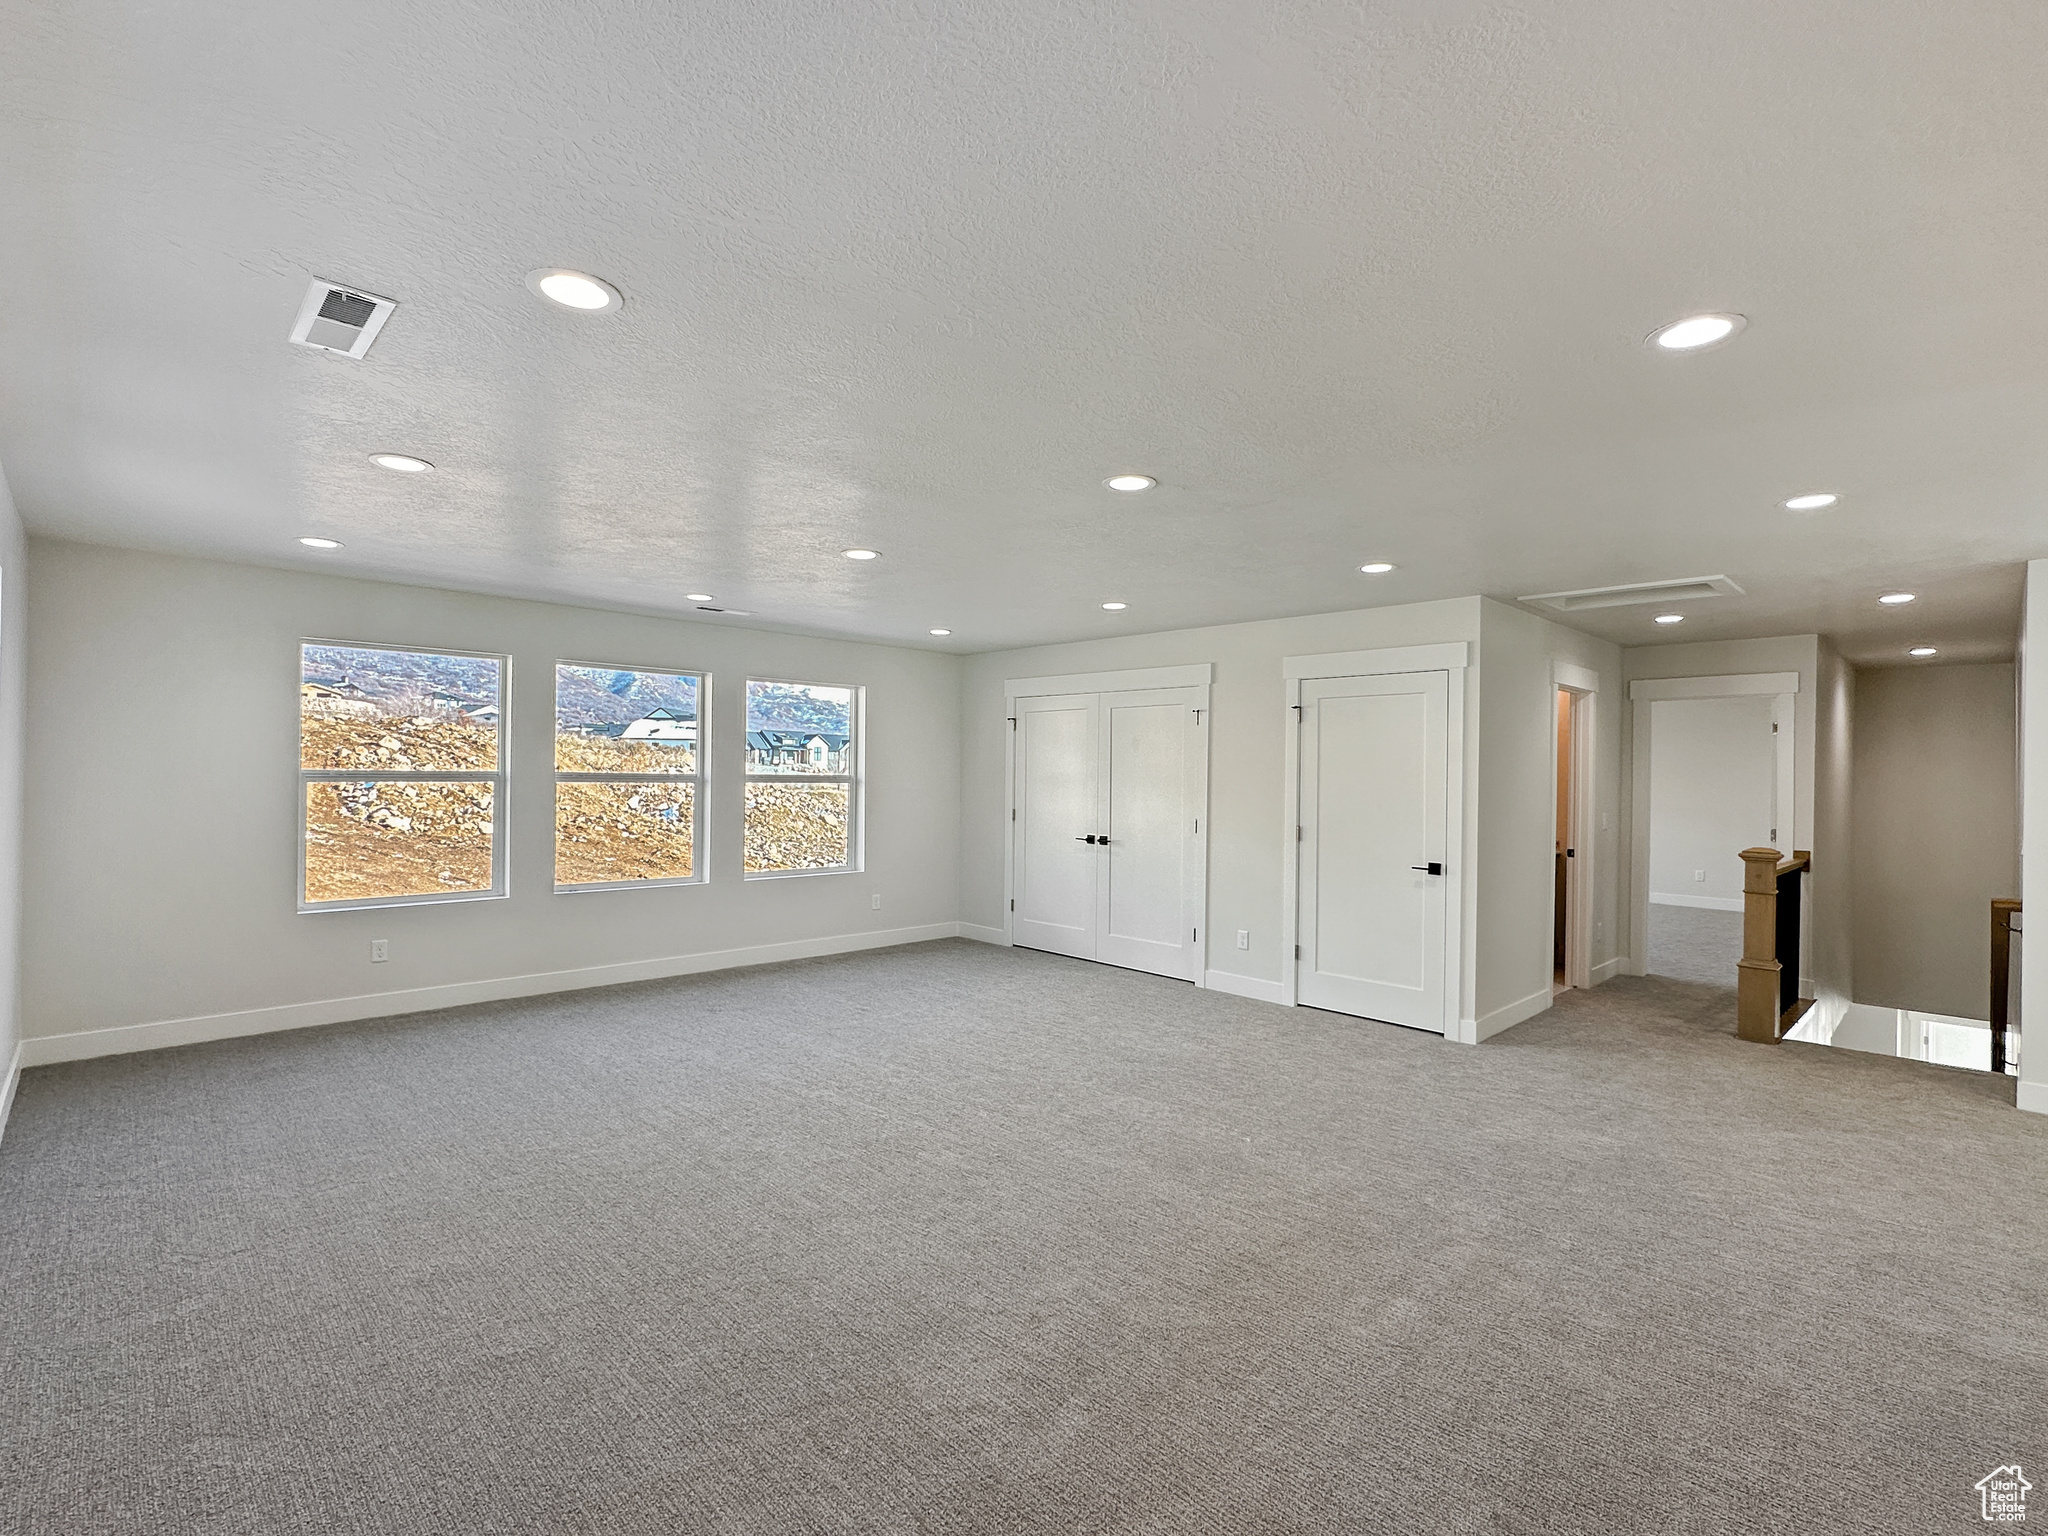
[[1738, 847, 1812, 1043]]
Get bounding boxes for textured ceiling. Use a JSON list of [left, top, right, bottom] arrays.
[[3, 0, 2045, 664]]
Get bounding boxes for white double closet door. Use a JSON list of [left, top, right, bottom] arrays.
[[1011, 686, 1207, 981], [1296, 670, 1451, 1032]]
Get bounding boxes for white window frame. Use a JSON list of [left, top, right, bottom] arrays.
[[553, 661, 708, 894], [743, 677, 864, 879], [298, 639, 510, 914]]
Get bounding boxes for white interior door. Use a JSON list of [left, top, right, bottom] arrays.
[[1012, 693, 1099, 959], [1297, 671, 1449, 1031], [1011, 685, 1207, 979], [1097, 688, 1204, 979]]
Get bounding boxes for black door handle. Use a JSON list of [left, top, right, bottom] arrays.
[[1076, 835, 1097, 844], [1098, 836, 1110, 845], [1411, 862, 1444, 875]]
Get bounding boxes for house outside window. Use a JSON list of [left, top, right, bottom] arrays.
[[300, 642, 506, 910], [744, 679, 860, 875], [555, 664, 704, 890]]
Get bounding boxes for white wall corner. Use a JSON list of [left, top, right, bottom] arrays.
[[2017, 1080, 2048, 1116], [0, 1041, 19, 1147], [19, 922, 964, 1068], [1203, 969, 1286, 1005], [959, 923, 1009, 946], [1474, 987, 1553, 1042]]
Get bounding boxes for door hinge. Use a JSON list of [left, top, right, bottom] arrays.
[[1011, 807, 1016, 821], [1296, 825, 1303, 841], [1771, 722, 1779, 733], [1770, 826, 1777, 842], [1192, 927, 1198, 941], [1193, 818, 1200, 834], [1294, 944, 1301, 959], [1008, 716, 1017, 730], [1009, 899, 1014, 911]]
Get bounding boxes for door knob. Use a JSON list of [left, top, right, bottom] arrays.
[[1411, 862, 1444, 875], [1076, 835, 1097, 844]]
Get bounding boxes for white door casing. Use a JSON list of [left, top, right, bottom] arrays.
[[1626, 671, 1800, 980], [1295, 671, 1450, 1030]]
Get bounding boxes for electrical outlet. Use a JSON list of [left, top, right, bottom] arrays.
[[370, 939, 388, 963], [1693, 869, 1706, 883], [1236, 929, 1250, 950], [871, 893, 882, 910]]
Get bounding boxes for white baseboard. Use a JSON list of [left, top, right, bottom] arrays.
[[2018, 1080, 2048, 1116], [958, 923, 1009, 946], [0, 1040, 19, 1147], [18, 922, 963, 1069], [1473, 987, 1553, 1043], [1203, 969, 1286, 1005], [1649, 893, 1745, 912], [1589, 956, 1626, 985]]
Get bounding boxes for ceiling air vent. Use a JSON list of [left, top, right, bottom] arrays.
[[288, 278, 398, 359], [1519, 575, 1744, 613]]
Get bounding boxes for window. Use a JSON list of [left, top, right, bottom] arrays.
[[555, 664, 703, 889], [744, 679, 859, 875], [300, 642, 505, 910]]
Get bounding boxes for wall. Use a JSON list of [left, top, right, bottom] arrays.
[[1851, 663, 2018, 1018], [1646, 696, 1777, 907], [0, 472, 26, 1138], [2024, 562, 2048, 1114], [21, 540, 963, 1058], [958, 595, 1623, 1041], [1622, 635, 1853, 1019], [1473, 601, 1625, 1031]]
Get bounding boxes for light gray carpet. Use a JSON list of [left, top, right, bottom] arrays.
[[3, 940, 2044, 1535], [1648, 900, 1745, 988]]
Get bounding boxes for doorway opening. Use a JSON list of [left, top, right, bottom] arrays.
[[1553, 683, 1594, 992], [1634, 688, 1793, 988]]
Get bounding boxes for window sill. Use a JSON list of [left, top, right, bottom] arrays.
[[299, 889, 509, 915], [554, 876, 706, 895]]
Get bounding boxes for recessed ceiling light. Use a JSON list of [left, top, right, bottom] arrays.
[[1104, 474, 1156, 492], [1649, 313, 1745, 351], [298, 536, 343, 549], [1359, 562, 1396, 575], [842, 548, 879, 561], [1878, 592, 1916, 605], [685, 593, 713, 602], [370, 453, 433, 473], [524, 268, 623, 313], [1783, 493, 1838, 511], [929, 628, 952, 636], [1908, 646, 1938, 657], [1101, 602, 1127, 611], [1653, 613, 1685, 625]]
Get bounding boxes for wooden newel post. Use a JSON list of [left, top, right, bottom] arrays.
[[1737, 846, 1783, 1042]]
